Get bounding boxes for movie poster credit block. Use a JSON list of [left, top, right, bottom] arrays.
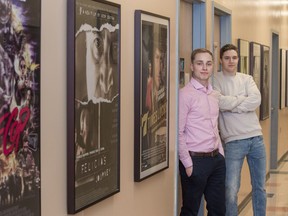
[[134, 10, 170, 182], [0, 0, 41, 215], [67, 0, 121, 213]]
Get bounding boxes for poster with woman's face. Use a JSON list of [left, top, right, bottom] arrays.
[[134, 11, 169, 182], [0, 0, 41, 215], [67, 0, 120, 213]]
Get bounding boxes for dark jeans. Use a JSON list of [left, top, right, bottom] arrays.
[[179, 154, 226, 216]]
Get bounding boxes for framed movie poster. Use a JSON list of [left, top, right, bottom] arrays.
[[250, 42, 261, 89], [179, 58, 185, 88], [67, 0, 120, 213], [238, 39, 250, 74], [0, 0, 41, 215], [280, 49, 286, 109], [250, 42, 261, 119], [134, 10, 170, 182], [260, 45, 270, 120]]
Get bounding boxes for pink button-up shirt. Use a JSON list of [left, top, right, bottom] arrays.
[[178, 78, 224, 168]]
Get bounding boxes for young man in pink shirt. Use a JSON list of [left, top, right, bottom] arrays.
[[178, 48, 225, 216]]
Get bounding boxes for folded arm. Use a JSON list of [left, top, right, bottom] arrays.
[[213, 75, 261, 113], [232, 76, 261, 113]]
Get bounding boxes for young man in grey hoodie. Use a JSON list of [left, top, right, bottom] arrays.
[[213, 44, 266, 216]]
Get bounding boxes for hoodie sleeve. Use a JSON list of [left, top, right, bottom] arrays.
[[232, 75, 261, 113], [213, 75, 246, 111]]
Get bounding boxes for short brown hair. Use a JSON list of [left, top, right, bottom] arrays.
[[191, 48, 213, 63], [220, 44, 238, 59]]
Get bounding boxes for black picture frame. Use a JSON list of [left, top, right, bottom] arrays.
[[260, 45, 270, 120], [280, 49, 286, 109], [0, 0, 41, 215], [134, 10, 170, 182], [67, 0, 121, 213], [237, 39, 250, 74]]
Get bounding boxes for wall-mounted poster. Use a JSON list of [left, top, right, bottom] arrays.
[[179, 58, 185, 88], [238, 39, 250, 74], [0, 0, 41, 215], [67, 0, 120, 213], [260, 45, 270, 120], [250, 42, 261, 118], [213, 41, 220, 72], [280, 49, 286, 109], [250, 42, 261, 89], [134, 10, 170, 182]]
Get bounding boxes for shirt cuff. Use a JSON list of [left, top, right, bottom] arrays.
[[181, 157, 193, 168]]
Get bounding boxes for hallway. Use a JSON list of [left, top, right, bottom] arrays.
[[239, 154, 288, 216]]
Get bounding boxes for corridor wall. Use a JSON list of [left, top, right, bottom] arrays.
[[39, 0, 288, 215], [41, 0, 177, 215]]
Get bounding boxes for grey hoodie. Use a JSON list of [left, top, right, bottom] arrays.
[[213, 72, 263, 143]]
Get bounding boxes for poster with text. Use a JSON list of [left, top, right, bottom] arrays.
[[0, 0, 41, 215], [67, 0, 120, 213], [134, 10, 169, 182]]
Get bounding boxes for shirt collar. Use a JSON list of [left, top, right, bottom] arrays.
[[190, 78, 213, 94]]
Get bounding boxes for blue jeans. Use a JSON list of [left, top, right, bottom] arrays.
[[225, 136, 266, 216]]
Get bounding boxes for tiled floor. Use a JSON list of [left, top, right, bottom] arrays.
[[239, 158, 288, 216]]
